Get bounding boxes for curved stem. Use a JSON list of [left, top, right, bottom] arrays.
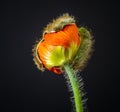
[[63, 62, 83, 112]]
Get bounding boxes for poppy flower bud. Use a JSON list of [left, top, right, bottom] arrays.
[[33, 13, 93, 74]]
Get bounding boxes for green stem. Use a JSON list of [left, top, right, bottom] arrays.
[[63, 62, 83, 112]]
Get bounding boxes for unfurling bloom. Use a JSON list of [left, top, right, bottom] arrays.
[[33, 14, 93, 74]]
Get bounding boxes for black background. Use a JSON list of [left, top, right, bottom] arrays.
[[0, 0, 119, 112]]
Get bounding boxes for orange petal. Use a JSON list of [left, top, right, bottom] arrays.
[[44, 24, 80, 48], [38, 41, 53, 67], [49, 67, 62, 74], [37, 41, 62, 74]]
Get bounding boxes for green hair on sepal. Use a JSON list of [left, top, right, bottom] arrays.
[[71, 27, 94, 72]]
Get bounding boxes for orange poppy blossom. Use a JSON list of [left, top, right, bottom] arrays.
[[33, 13, 93, 74]]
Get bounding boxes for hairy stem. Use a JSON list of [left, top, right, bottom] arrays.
[[63, 62, 83, 112]]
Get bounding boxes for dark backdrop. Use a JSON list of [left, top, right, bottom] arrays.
[[1, 0, 119, 112]]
